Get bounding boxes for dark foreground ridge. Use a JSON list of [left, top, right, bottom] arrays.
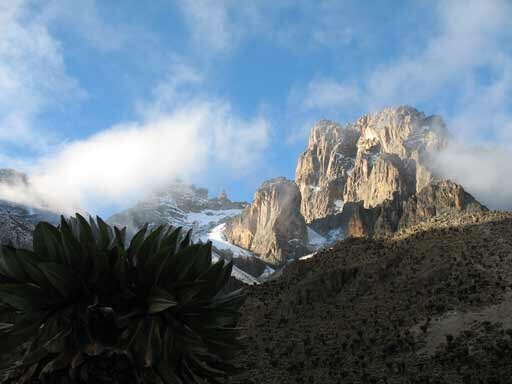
[[234, 211, 512, 384]]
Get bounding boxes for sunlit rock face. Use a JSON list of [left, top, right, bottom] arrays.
[[224, 177, 308, 266], [293, 106, 489, 244], [344, 106, 448, 208], [295, 120, 360, 223], [296, 106, 450, 225]]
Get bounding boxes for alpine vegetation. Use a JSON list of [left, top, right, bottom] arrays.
[[0, 214, 245, 383]]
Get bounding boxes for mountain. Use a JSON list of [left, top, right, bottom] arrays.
[[225, 177, 308, 265], [0, 169, 59, 248], [295, 120, 360, 222], [233, 210, 512, 383], [107, 182, 247, 240], [107, 182, 271, 284], [225, 106, 485, 264]]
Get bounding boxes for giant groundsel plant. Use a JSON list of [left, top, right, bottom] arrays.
[[0, 214, 245, 383]]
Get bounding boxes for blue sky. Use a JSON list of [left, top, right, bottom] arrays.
[[0, 0, 511, 215]]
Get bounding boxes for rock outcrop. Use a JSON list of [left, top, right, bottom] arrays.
[[295, 120, 360, 223], [224, 177, 307, 265], [343, 181, 486, 238], [399, 180, 486, 229], [242, 107, 484, 262], [344, 106, 447, 208], [295, 106, 449, 225]]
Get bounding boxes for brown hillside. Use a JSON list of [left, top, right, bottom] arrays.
[[234, 211, 512, 384]]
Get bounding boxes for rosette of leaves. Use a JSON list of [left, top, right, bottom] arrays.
[[0, 214, 245, 384]]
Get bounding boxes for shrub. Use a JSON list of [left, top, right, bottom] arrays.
[[0, 214, 245, 383]]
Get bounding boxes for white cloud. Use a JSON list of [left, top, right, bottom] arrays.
[[364, 0, 511, 110], [432, 143, 512, 211], [303, 78, 361, 110], [0, 4, 270, 215], [0, 98, 269, 214], [176, 0, 237, 53], [299, 1, 511, 114], [0, 0, 80, 149], [175, 1, 354, 54], [136, 57, 205, 119]]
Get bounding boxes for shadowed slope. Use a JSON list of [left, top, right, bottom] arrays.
[[234, 211, 512, 384]]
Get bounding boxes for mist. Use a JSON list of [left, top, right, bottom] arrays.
[[431, 141, 512, 211], [0, 101, 269, 215]]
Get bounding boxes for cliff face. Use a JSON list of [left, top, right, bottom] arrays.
[[224, 177, 307, 265], [399, 180, 486, 229], [295, 120, 360, 223], [296, 106, 449, 223], [344, 106, 447, 207], [344, 181, 487, 238]]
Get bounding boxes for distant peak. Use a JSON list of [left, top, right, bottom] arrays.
[[218, 189, 229, 201], [0, 168, 29, 186]]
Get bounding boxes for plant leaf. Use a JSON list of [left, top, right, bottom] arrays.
[[149, 289, 178, 314]]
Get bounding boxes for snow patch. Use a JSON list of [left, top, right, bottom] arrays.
[[231, 265, 260, 285], [363, 151, 381, 166], [187, 209, 243, 228], [299, 253, 316, 260], [326, 227, 344, 243], [212, 251, 259, 285], [205, 223, 254, 258], [334, 199, 344, 213], [307, 226, 326, 248], [259, 266, 275, 280]]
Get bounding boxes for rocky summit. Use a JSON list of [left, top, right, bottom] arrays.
[[107, 181, 248, 239], [225, 177, 308, 265], [296, 106, 448, 224], [226, 106, 481, 265], [295, 120, 360, 223]]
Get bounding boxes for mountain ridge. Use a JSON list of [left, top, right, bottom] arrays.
[[225, 106, 485, 265]]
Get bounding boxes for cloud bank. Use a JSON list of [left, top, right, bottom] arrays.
[[432, 143, 512, 211], [1, 100, 269, 214]]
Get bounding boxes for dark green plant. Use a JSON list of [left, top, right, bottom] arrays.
[[0, 214, 245, 383]]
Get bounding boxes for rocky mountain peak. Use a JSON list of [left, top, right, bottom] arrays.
[[0, 168, 29, 186], [354, 105, 448, 160], [296, 121, 360, 222], [295, 106, 451, 226], [108, 181, 247, 239], [218, 189, 229, 201], [225, 177, 307, 265], [344, 106, 448, 209], [308, 119, 342, 146]]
